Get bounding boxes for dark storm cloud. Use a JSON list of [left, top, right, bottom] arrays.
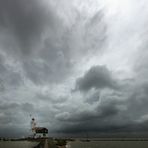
[[0, 127, 26, 138], [0, 0, 49, 54], [124, 82, 148, 122], [0, 0, 148, 138], [0, 0, 73, 84], [55, 79, 148, 135], [0, 102, 35, 137], [0, 0, 107, 85], [0, 0, 107, 137], [0, 102, 35, 120], [56, 95, 120, 122], [55, 95, 122, 135], [58, 121, 148, 137], [20, 7, 106, 84], [76, 65, 117, 91]]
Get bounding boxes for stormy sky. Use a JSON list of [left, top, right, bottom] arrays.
[[0, 0, 148, 138]]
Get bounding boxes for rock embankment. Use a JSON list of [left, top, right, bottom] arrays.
[[34, 138, 67, 148]]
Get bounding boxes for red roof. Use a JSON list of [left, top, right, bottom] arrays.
[[35, 127, 48, 133]]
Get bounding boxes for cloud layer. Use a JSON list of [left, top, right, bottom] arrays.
[[0, 0, 148, 138], [75, 65, 117, 91]]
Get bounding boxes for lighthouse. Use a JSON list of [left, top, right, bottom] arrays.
[[31, 118, 36, 137], [30, 117, 48, 138]]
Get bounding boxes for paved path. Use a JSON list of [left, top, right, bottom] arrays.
[[44, 139, 48, 148]]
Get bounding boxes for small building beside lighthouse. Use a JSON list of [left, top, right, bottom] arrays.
[[31, 118, 48, 138]]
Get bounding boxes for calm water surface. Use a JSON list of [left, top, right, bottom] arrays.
[[68, 140, 148, 148], [0, 141, 39, 148]]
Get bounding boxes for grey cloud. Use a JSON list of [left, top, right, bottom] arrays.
[[58, 122, 148, 136], [22, 8, 106, 84], [0, 0, 106, 85], [0, 127, 26, 138], [21, 9, 106, 84], [22, 53, 72, 84], [0, 54, 23, 91], [21, 103, 34, 113], [0, 102, 37, 137], [54, 78, 148, 135], [76, 65, 117, 91], [56, 96, 120, 123], [36, 92, 68, 104], [0, 102, 35, 125], [1, 0, 148, 138], [85, 90, 100, 104], [23, 60, 53, 84], [0, 0, 50, 54], [84, 11, 106, 53], [126, 83, 148, 121], [64, 9, 106, 60], [0, 55, 7, 91]]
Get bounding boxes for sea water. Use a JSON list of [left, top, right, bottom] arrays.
[[0, 141, 39, 148], [68, 140, 148, 148]]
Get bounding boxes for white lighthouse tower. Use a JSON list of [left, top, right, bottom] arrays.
[[31, 118, 36, 137]]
